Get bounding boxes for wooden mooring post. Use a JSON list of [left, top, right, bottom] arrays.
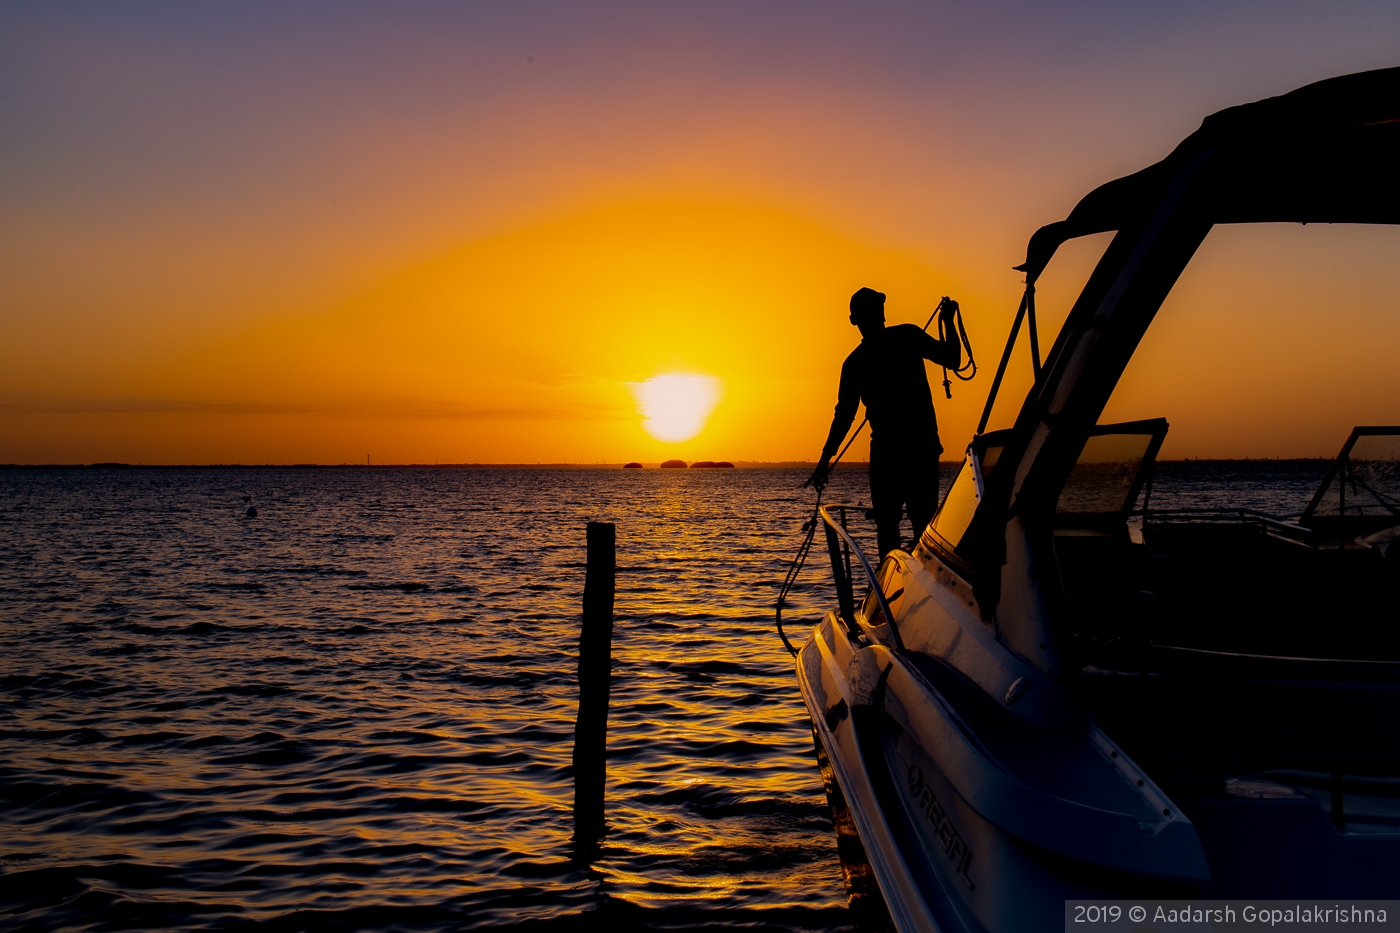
[[572, 521, 615, 841]]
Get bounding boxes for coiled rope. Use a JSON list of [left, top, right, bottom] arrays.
[[938, 298, 978, 399]]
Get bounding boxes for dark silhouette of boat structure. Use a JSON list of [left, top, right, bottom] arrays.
[[796, 68, 1400, 929]]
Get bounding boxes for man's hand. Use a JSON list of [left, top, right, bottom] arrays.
[[939, 297, 960, 326], [804, 459, 831, 490]]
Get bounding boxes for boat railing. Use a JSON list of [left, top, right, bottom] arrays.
[[1135, 506, 1313, 543], [818, 504, 904, 651]]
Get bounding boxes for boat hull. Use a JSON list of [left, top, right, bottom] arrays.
[[799, 602, 1208, 933]]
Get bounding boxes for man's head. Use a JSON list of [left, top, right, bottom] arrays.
[[849, 287, 886, 334]]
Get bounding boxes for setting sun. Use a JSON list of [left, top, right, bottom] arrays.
[[632, 373, 722, 443]]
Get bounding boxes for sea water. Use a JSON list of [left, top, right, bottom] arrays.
[[0, 462, 1328, 931]]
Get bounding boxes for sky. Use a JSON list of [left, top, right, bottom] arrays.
[[2, 1, 1398, 464]]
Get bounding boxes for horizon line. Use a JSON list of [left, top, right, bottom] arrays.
[[0, 457, 1335, 469]]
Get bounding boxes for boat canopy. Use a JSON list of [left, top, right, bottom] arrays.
[[951, 67, 1400, 631], [1017, 67, 1400, 283]]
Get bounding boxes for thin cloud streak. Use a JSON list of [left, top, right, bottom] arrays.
[[0, 398, 627, 421]]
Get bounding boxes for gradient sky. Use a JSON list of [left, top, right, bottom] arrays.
[[2, 1, 1397, 463]]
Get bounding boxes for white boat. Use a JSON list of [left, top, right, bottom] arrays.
[[795, 67, 1400, 931]]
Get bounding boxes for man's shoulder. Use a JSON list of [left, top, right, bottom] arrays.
[[888, 322, 927, 338]]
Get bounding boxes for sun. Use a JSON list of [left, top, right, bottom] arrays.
[[631, 373, 722, 443]]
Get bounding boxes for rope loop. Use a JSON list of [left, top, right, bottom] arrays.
[[937, 296, 978, 398]]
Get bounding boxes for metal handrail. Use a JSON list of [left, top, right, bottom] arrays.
[[818, 504, 904, 652], [1132, 507, 1316, 542]]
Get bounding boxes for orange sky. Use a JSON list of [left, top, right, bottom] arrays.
[[2, 3, 1398, 463]]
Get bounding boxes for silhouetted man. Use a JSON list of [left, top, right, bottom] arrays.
[[808, 287, 961, 558]]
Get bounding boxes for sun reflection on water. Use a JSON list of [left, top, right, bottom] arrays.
[[0, 466, 875, 930]]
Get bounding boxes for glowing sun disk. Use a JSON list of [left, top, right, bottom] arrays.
[[632, 373, 721, 443]]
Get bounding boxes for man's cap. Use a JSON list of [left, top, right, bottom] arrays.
[[849, 287, 886, 318]]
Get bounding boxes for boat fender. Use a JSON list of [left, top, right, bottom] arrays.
[[1004, 676, 1029, 705]]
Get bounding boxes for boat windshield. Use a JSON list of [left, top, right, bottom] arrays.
[[929, 455, 981, 550], [927, 431, 1011, 553], [1056, 421, 1166, 517], [1303, 428, 1400, 525]]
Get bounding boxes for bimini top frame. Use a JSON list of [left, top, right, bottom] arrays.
[[952, 67, 1400, 651]]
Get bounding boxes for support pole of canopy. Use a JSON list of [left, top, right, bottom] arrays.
[[1026, 282, 1042, 380], [976, 285, 1032, 436]]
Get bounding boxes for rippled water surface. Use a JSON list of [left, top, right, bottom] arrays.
[[0, 462, 1329, 931]]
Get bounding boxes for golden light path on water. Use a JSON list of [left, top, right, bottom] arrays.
[[0, 465, 884, 931]]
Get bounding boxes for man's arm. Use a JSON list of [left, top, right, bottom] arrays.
[[820, 356, 861, 461], [806, 356, 861, 488]]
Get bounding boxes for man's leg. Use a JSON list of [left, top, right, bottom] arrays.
[[905, 452, 943, 547], [868, 455, 903, 559]]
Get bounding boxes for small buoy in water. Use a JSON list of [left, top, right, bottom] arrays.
[[246, 506, 258, 518]]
